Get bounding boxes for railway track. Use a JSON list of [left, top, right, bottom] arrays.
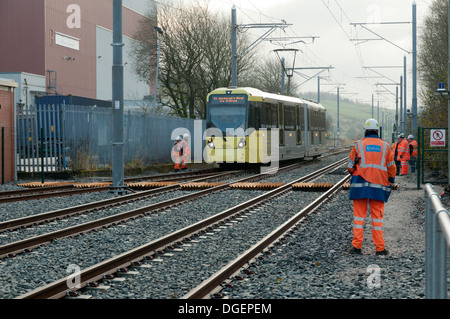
[[12, 157, 348, 299], [0, 161, 308, 259], [0, 170, 240, 234], [0, 169, 222, 203]]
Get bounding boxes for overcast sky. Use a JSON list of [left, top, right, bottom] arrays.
[[162, 0, 434, 111]]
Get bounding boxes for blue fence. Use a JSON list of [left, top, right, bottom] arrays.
[[16, 104, 205, 172]]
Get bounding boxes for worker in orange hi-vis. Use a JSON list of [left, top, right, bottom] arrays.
[[347, 118, 397, 256], [397, 133, 410, 175], [180, 133, 191, 170], [391, 135, 401, 176], [172, 135, 182, 172], [407, 134, 418, 173]]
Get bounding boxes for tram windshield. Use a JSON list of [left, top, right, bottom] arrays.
[[207, 94, 248, 134]]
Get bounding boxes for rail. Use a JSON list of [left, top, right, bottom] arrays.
[[16, 159, 346, 299], [425, 183, 450, 299], [182, 173, 350, 299]]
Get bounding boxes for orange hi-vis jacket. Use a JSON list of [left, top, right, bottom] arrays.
[[179, 140, 191, 162], [391, 141, 398, 158], [347, 134, 397, 202], [172, 141, 181, 165], [396, 138, 410, 162], [409, 139, 418, 157]]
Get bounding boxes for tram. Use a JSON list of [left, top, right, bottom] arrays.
[[204, 87, 327, 165]]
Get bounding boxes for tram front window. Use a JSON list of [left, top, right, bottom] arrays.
[[207, 105, 247, 135]]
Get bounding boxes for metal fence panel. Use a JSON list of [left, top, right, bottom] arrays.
[[419, 127, 448, 185], [16, 104, 205, 172]]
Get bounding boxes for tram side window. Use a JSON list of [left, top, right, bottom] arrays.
[[299, 105, 305, 131], [320, 110, 326, 130], [271, 105, 278, 128], [249, 102, 261, 130], [263, 103, 271, 128], [284, 106, 295, 130]]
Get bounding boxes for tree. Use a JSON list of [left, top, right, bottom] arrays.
[[245, 57, 299, 96], [418, 0, 448, 127], [130, 0, 258, 119]]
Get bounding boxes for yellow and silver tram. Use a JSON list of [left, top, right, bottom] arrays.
[[205, 87, 327, 165]]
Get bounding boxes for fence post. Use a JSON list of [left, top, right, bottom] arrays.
[[417, 127, 421, 189], [41, 128, 44, 184], [425, 185, 433, 298], [434, 206, 448, 298], [1, 127, 4, 185], [425, 184, 448, 299]]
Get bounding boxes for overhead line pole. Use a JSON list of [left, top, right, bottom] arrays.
[[110, 0, 126, 195], [231, 6, 291, 87], [231, 6, 237, 87], [412, 1, 418, 137], [404, 55, 407, 134], [351, 6, 418, 136]]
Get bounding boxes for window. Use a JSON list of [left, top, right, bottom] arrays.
[[284, 106, 295, 130], [249, 102, 261, 130]]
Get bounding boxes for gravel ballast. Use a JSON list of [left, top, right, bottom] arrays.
[[0, 158, 439, 300], [226, 173, 429, 299]]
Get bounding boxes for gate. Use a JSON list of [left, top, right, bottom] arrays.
[[418, 127, 448, 187], [16, 104, 66, 173]]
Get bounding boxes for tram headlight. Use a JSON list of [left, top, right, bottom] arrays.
[[207, 138, 215, 149], [237, 138, 246, 149]]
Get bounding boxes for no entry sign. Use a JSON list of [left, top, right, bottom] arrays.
[[431, 129, 446, 147]]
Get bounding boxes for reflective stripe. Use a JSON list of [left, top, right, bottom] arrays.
[[372, 226, 383, 231], [353, 224, 364, 229], [360, 163, 388, 171], [350, 181, 392, 192], [354, 216, 365, 222], [347, 158, 354, 169], [372, 218, 383, 223]]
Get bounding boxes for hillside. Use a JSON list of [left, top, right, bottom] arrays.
[[301, 92, 396, 145]]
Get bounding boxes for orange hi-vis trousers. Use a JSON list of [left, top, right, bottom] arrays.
[[352, 198, 385, 252], [400, 160, 409, 175]]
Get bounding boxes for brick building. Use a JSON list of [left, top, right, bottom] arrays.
[[0, 0, 156, 104], [0, 79, 18, 183]]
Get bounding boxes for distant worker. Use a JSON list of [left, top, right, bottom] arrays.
[[347, 118, 396, 256], [392, 135, 401, 176], [180, 133, 191, 170], [172, 135, 182, 172], [407, 135, 418, 173], [397, 133, 410, 175]]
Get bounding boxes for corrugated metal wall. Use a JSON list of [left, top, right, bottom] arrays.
[[16, 104, 205, 172]]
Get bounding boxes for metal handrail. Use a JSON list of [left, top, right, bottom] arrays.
[[425, 183, 450, 299]]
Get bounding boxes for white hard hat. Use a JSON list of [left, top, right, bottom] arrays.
[[364, 118, 379, 130], [408, 135, 414, 139], [177, 135, 182, 141], [400, 133, 405, 138], [183, 133, 189, 140]]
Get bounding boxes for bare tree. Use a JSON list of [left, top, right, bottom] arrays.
[[418, 0, 448, 127], [130, 0, 258, 119], [244, 57, 299, 96]]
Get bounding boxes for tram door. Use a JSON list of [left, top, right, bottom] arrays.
[[295, 105, 302, 145]]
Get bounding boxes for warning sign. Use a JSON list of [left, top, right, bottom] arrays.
[[431, 129, 446, 147]]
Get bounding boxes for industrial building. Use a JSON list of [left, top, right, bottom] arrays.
[[0, 0, 156, 107]]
